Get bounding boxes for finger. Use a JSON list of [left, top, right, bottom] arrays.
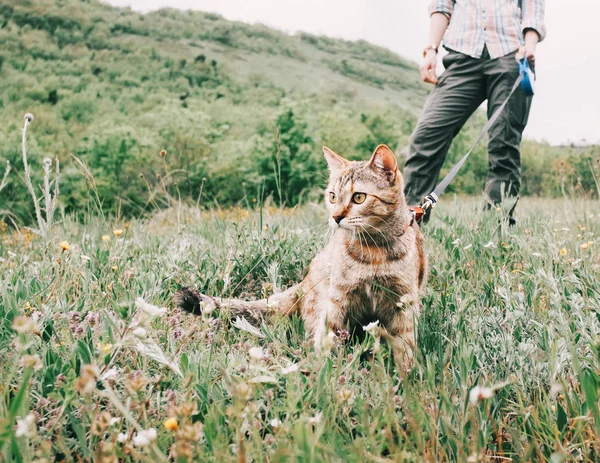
[[428, 68, 438, 84]]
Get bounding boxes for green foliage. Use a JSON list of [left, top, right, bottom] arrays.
[[0, 0, 597, 227]]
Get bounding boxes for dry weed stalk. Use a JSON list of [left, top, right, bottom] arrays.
[[21, 113, 60, 237]]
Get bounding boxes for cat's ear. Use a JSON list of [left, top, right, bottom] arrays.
[[323, 146, 350, 174], [369, 144, 398, 180]]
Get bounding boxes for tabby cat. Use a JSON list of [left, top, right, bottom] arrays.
[[176, 144, 427, 367]]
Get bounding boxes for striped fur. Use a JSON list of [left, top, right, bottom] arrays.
[[175, 145, 428, 369]]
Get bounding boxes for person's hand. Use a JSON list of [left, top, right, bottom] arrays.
[[516, 45, 536, 66], [420, 50, 438, 84]]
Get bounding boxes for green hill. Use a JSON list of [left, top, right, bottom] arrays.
[[0, 0, 597, 222]]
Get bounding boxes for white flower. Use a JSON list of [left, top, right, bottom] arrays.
[[363, 320, 380, 333], [132, 428, 157, 447], [280, 363, 299, 375], [117, 432, 128, 443], [269, 418, 281, 428], [248, 347, 263, 360], [482, 241, 496, 249], [469, 386, 494, 404], [135, 298, 167, 319], [101, 368, 119, 382], [132, 327, 147, 339], [109, 417, 121, 426], [15, 413, 35, 438], [308, 412, 322, 425]]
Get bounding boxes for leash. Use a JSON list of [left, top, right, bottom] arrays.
[[410, 58, 535, 224]]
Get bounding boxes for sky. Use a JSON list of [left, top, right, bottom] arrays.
[[106, 0, 599, 146]]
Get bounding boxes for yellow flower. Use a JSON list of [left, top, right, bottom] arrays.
[[111, 266, 118, 272], [163, 417, 178, 431], [581, 243, 589, 250], [559, 248, 567, 256], [99, 343, 113, 355], [113, 229, 123, 237], [588, 241, 594, 246], [102, 235, 110, 242], [59, 241, 70, 252]]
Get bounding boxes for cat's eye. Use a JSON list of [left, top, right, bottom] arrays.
[[329, 192, 336, 203], [352, 192, 367, 204]]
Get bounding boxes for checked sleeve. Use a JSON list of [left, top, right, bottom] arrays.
[[521, 0, 546, 41], [428, 0, 454, 18]]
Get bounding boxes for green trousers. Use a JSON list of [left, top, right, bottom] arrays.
[[403, 47, 533, 211]]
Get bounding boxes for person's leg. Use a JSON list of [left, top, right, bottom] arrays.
[[483, 51, 533, 218], [404, 51, 487, 210]]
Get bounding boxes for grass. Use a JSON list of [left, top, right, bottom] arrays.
[[1, 197, 600, 462]]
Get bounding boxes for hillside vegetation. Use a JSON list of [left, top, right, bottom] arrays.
[[0, 0, 598, 224]]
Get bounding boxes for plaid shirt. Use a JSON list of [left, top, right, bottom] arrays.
[[429, 0, 546, 59]]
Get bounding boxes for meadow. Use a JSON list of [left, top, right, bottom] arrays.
[[2, 1, 600, 461], [1, 193, 600, 462]]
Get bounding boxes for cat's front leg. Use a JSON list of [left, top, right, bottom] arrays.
[[313, 298, 345, 350], [388, 301, 420, 371]]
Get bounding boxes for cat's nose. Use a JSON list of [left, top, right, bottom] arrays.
[[333, 214, 345, 224]]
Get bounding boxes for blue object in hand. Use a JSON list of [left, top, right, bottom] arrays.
[[519, 58, 535, 96]]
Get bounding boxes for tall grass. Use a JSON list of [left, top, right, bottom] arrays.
[[0, 196, 599, 461]]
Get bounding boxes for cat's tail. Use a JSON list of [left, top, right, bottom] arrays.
[[174, 284, 302, 325]]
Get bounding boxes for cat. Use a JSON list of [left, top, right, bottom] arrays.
[[176, 144, 427, 367]]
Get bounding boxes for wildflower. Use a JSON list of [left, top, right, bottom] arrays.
[[99, 343, 113, 355], [86, 312, 100, 327], [165, 389, 177, 402], [12, 316, 37, 334], [102, 235, 110, 242], [469, 385, 494, 404], [231, 382, 252, 401], [159, 149, 167, 158], [132, 327, 147, 339], [559, 248, 567, 257], [163, 417, 178, 431], [581, 243, 589, 250], [24, 113, 34, 123], [111, 266, 118, 272], [338, 389, 354, 403], [308, 412, 322, 425], [113, 229, 124, 237], [269, 418, 281, 429], [280, 363, 299, 375], [588, 241, 594, 246], [363, 320, 380, 333], [117, 432, 128, 443], [74, 364, 99, 394], [15, 413, 35, 438], [248, 346, 263, 360], [58, 241, 70, 252], [132, 428, 157, 447]]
